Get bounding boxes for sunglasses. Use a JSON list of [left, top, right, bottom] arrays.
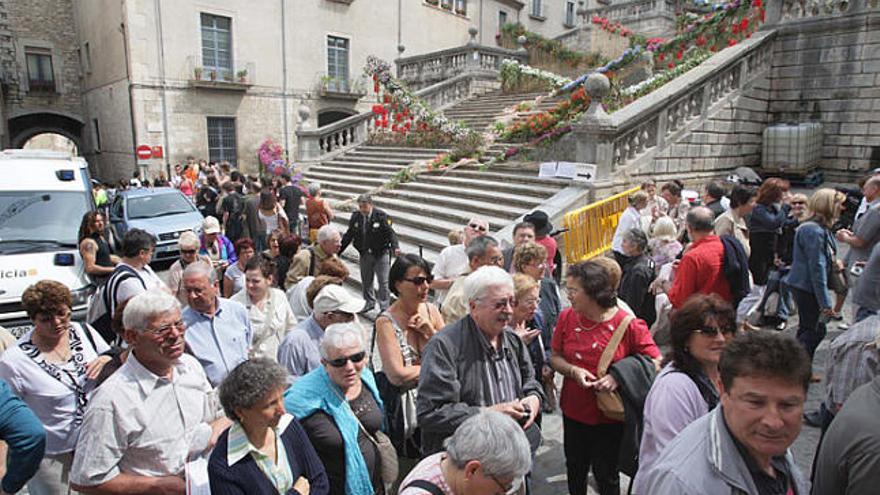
[[404, 276, 433, 285], [483, 297, 515, 310], [791, 201, 806, 206], [326, 351, 367, 368], [180, 249, 197, 254], [468, 223, 488, 232], [693, 326, 735, 337]]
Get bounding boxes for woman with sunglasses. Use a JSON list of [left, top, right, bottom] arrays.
[[285, 322, 386, 495], [0, 280, 110, 495], [167, 230, 213, 305], [550, 260, 660, 495], [632, 294, 735, 493], [374, 254, 444, 457]]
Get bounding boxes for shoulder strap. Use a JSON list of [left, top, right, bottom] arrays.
[[307, 247, 316, 276], [401, 479, 445, 495], [597, 314, 634, 378], [77, 322, 99, 353]]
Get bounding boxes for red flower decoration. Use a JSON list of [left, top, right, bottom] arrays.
[[728, 39, 738, 47], [668, 62, 674, 69], [740, 18, 749, 31], [658, 53, 665, 62], [676, 50, 683, 60], [753, 0, 762, 7]]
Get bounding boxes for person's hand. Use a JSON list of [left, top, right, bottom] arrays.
[[489, 400, 526, 421], [590, 374, 619, 392], [821, 307, 834, 318], [407, 313, 435, 338], [85, 355, 112, 380], [293, 476, 310, 495], [570, 366, 597, 389], [520, 395, 541, 429], [541, 365, 555, 381], [207, 417, 233, 451], [512, 321, 541, 345], [835, 229, 853, 243]]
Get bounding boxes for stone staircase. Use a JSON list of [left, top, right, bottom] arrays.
[[442, 89, 564, 130], [301, 142, 570, 293]]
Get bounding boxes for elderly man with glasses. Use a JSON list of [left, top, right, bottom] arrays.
[[166, 231, 213, 306], [417, 266, 545, 456], [277, 284, 364, 381], [440, 236, 506, 324], [70, 290, 229, 495], [431, 217, 490, 306]]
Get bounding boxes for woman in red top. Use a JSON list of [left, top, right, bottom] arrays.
[[551, 259, 660, 495]]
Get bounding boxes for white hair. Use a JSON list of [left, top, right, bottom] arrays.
[[182, 261, 216, 283], [445, 410, 532, 481], [463, 265, 514, 303], [122, 289, 181, 332], [178, 230, 200, 249], [319, 322, 366, 360], [308, 182, 321, 196], [317, 224, 339, 243]]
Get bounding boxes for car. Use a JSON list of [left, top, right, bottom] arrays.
[[0, 150, 96, 335], [107, 187, 203, 262]]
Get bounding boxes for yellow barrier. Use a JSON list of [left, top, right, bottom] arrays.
[[562, 186, 640, 264]]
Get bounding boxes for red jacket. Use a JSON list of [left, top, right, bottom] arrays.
[[668, 235, 732, 308]]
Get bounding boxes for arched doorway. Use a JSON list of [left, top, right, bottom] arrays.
[[23, 132, 79, 155], [8, 111, 84, 153], [318, 109, 356, 127]]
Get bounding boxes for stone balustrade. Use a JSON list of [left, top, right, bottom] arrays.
[[573, 28, 776, 178], [580, 0, 675, 22], [396, 44, 526, 90], [295, 72, 498, 162]]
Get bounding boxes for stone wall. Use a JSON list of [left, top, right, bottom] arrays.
[[646, 75, 771, 180], [767, 5, 880, 178]]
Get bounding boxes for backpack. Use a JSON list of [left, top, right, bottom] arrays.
[[87, 264, 145, 344], [719, 235, 750, 308]]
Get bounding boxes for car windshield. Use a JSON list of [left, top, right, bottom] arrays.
[[0, 191, 90, 248], [128, 192, 194, 219]]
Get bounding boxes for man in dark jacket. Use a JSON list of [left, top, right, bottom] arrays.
[[619, 228, 656, 326], [340, 194, 399, 314], [701, 181, 727, 218], [417, 266, 545, 455]]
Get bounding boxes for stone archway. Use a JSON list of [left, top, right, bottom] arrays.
[[8, 111, 84, 152], [317, 108, 356, 127]]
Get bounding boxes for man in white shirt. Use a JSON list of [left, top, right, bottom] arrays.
[[431, 217, 488, 305], [611, 191, 648, 266], [71, 290, 229, 495], [113, 229, 168, 304]]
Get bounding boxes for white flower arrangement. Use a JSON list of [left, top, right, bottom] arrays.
[[500, 59, 572, 89]]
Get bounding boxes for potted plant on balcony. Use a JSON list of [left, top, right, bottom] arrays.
[[237, 69, 248, 83], [426, 0, 439, 4], [222, 70, 233, 82], [208, 70, 216, 81], [193, 66, 203, 80]]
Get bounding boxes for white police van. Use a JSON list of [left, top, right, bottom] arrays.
[[0, 150, 95, 336]]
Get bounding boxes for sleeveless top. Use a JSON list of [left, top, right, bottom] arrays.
[[258, 209, 280, 235], [306, 198, 329, 229], [88, 232, 114, 285], [377, 310, 420, 372]]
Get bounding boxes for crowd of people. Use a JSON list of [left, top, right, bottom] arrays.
[[1, 163, 879, 495]]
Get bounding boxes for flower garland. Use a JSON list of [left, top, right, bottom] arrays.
[[500, 59, 572, 90], [562, 0, 764, 93], [365, 55, 475, 141], [619, 51, 711, 98]]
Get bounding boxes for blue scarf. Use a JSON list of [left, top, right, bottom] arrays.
[[284, 367, 383, 495]]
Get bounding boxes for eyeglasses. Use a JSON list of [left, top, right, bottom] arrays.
[[468, 222, 488, 233], [145, 320, 186, 337], [180, 249, 197, 254], [328, 311, 355, 321], [326, 351, 367, 368], [693, 326, 735, 337], [791, 201, 806, 206], [481, 297, 515, 310], [404, 276, 433, 285], [520, 297, 541, 306], [488, 472, 519, 495]]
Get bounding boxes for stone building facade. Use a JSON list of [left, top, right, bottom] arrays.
[[0, 0, 85, 153], [74, 0, 580, 181]]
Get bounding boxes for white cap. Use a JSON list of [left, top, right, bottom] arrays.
[[203, 216, 221, 234], [313, 284, 364, 314]]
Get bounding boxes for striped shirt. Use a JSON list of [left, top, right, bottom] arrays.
[[226, 414, 295, 494], [824, 315, 880, 410]]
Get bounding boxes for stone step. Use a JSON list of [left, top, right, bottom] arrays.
[[415, 173, 563, 198], [309, 165, 394, 179], [328, 215, 450, 254], [383, 185, 539, 217], [443, 167, 571, 187], [357, 145, 450, 154], [307, 179, 372, 196], [304, 171, 386, 187], [320, 160, 407, 173], [346, 149, 440, 160], [337, 154, 424, 165], [400, 181, 545, 209], [370, 196, 511, 231]]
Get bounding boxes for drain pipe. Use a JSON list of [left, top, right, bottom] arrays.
[[120, 1, 138, 175], [281, 0, 289, 158], [154, 0, 171, 179]]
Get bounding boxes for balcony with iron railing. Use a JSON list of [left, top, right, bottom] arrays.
[[314, 72, 368, 100], [185, 56, 255, 91]]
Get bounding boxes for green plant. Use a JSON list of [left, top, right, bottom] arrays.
[[449, 132, 485, 162], [515, 101, 533, 112], [236, 69, 248, 80], [193, 66, 203, 79], [494, 122, 506, 133], [388, 166, 415, 188]]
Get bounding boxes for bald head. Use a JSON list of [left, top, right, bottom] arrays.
[[686, 206, 715, 233]]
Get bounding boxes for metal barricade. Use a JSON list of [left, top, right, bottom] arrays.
[[562, 186, 639, 264]]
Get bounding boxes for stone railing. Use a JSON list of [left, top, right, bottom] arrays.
[[579, 0, 675, 22], [295, 72, 497, 162], [571, 29, 776, 177], [776, 0, 876, 23], [396, 43, 526, 90]]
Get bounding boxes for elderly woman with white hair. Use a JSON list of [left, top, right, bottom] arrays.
[[209, 358, 329, 495], [305, 182, 334, 244], [284, 323, 386, 495], [399, 410, 532, 495], [417, 266, 545, 456], [166, 230, 213, 305]]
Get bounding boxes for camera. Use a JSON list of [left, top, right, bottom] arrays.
[[518, 405, 531, 426]]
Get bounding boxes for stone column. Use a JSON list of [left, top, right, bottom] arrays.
[[294, 105, 320, 162], [573, 73, 618, 180]]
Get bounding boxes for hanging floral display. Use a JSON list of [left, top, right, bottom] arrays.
[[365, 55, 476, 142], [500, 59, 573, 91]]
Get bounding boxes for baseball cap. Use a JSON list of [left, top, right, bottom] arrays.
[[203, 216, 221, 234], [313, 285, 365, 314]]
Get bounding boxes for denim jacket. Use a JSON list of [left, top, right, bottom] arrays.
[[784, 221, 835, 309], [748, 203, 787, 235]]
